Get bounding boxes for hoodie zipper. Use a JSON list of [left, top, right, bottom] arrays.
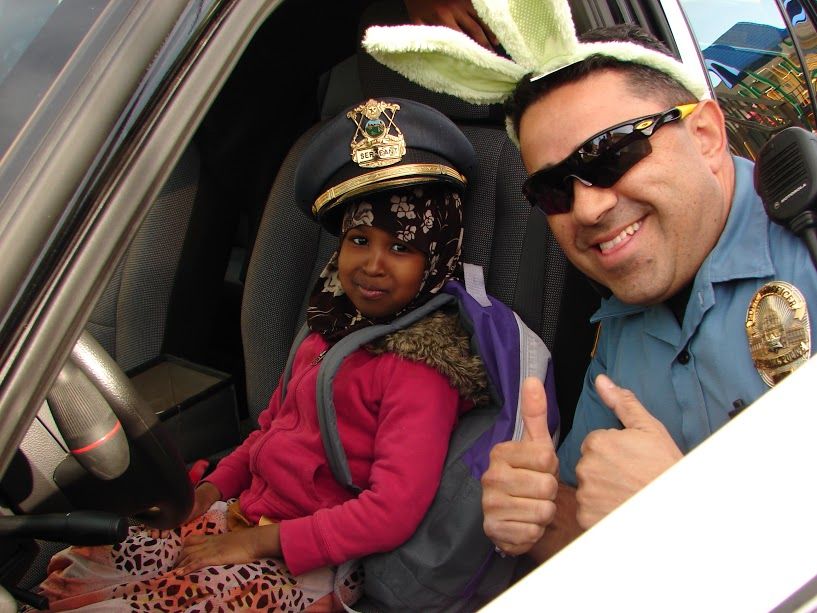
[[246, 344, 329, 481], [311, 349, 328, 365]]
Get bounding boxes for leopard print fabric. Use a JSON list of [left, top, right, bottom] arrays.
[[23, 502, 362, 612]]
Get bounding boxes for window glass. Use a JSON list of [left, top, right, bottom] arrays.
[[680, 0, 817, 158], [785, 0, 817, 120], [0, 0, 61, 85], [0, 0, 109, 159]]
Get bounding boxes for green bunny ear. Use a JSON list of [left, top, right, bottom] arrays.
[[574, 41, 710, 99], [472, 0, 578, 71], [362, 25, 528, 104]]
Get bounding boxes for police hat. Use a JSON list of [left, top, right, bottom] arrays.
[[295, 98, 476, 234]]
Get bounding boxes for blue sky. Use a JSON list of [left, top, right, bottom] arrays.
[[680, 0, 787, 47]]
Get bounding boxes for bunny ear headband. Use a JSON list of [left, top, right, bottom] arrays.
[[362, 0, 709, 141]]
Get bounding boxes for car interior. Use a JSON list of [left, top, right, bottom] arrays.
[[0, 0, 751, 608]]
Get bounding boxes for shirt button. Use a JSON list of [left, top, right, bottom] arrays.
[[677, 349, 690, 364]]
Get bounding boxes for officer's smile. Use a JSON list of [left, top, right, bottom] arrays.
[[577, 213, 647, 256], [597, 219, 643, 254]]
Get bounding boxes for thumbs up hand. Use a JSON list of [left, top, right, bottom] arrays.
[[481, 377, 559, 557], [575, 374, 683, 529]]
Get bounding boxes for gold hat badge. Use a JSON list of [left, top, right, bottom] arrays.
[[745, 280, 811, 386], [347, 99, 406, 168]]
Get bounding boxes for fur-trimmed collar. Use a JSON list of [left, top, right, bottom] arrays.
[[367, 308, 489, 405]]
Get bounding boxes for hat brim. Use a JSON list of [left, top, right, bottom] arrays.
[[316, 161, 467, 235]]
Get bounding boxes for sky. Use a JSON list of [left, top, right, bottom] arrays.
[[679, 0, 788, 47]]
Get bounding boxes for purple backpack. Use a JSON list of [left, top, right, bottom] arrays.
[[281, 266, 559, 611]]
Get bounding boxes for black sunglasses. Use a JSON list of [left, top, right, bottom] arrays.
[[522, 103, 698, 215]]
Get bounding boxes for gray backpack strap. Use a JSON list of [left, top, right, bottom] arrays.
[[463, 262, 491, 307], [317, 292, 456, 493], [513, 311, 557, 444], [280, 323, 311, 402]]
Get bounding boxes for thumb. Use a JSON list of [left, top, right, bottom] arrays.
[[521, 376, 554, 447], [595, 374, 662, 431]]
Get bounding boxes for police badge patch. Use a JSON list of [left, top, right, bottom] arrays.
[[745, 281, 811, 386]]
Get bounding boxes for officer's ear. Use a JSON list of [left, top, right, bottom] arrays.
[[687, 98, 729, 171]]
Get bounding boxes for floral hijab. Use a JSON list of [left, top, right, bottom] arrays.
[[307, 184, 464, 342]]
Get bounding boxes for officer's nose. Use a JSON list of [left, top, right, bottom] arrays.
[[570, 177, 618, 226]]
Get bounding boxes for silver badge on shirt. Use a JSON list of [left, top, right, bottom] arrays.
[[745, 281, 811, 387]]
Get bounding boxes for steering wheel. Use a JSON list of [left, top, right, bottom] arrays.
[[45, 331, 192, 529]]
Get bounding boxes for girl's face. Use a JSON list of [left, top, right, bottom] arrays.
[[338, 224, 426, 318]]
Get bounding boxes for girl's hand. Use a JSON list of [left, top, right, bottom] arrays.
[[175, 524, 281, 575], [185, 482, 221, 523]]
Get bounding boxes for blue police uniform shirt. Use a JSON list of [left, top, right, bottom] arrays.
[[558, 156, 817, 486]]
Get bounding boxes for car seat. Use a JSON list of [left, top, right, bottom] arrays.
[[83, 140, 244, 464], [85, 143, 234, 373]]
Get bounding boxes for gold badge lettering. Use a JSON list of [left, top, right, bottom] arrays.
[[745, 281, 811, 386], [347, 99, 406, 169]]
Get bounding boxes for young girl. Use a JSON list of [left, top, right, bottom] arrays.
[[30, 98, 486, 612]]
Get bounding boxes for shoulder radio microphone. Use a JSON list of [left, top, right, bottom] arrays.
[[754, 126, 817, 269]]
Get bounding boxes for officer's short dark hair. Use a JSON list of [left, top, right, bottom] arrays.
[[505, 25, 698, 138]]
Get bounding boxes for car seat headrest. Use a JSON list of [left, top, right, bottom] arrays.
[[295, 97, 477, 234]]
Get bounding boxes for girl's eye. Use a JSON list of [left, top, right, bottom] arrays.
[[391, 243, 409, 253], [348, 235, 367, 246]]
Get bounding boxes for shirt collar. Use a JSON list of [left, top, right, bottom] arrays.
[[591, 156, 774, 323]]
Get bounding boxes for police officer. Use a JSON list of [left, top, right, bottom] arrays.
[[481, 24, 817, 559]]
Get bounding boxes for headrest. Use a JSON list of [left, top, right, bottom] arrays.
[[295, 97, 477, 234]]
